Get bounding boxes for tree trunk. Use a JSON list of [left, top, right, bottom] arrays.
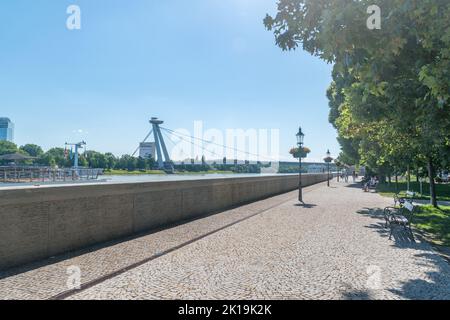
[[388, 174, 391, 184], [416, 168, 419, 183], [395, 174, 398, 193], [427, 156, 438, 208], [407, 165, 410, 192]]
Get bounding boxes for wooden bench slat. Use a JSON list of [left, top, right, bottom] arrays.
[[385, 197, 416, 241]]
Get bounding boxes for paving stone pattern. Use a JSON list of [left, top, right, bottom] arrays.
[[1, 180, 449, 300]]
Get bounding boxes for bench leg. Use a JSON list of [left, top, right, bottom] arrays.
[[389, 224, 394, 240], [408, 224, 415, 241], [399, 223, 415, 242]]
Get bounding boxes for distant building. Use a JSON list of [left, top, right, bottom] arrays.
[[0, 118, 14, 142], [139, 142, 156, 159]]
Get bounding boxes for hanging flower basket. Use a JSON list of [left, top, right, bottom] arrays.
[[290, 147, 311, 159]]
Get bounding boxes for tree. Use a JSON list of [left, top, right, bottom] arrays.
[[77, 155, 89, 168], [116, 155, 137, 171], [0, 141, 18, 156], [146, 157, 155, 170], [0, 141, 19, 165], [136, 157, 147, 170], [20, 144, 44, 157], [85, 151, 108, 168], [39, 148, 71, 168], [1, 141, 156, 173], [104, 153, 117, 169], [265, 0, 450, 207]]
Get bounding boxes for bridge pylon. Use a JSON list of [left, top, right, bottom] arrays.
[[133, 117, 174, 172], [150, 118, 174, 172]]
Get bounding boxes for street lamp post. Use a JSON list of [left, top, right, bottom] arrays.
[[296, 127, 305, 203], [324, 149, 333, 187], [335, 160, 341, 182]]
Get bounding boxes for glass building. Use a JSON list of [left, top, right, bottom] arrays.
[[0, 117, 14, 142]]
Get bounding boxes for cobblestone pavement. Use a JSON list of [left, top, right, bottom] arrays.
[[2, 180, 450, 300], [0, 183, 323, 300]]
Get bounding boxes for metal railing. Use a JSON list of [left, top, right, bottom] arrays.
[[0, 166, 103, 183]]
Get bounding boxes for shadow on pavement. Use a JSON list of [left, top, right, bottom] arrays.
[[343, 183, 363, 189], [294, 203, 317, 209], [388, 252, 450, 299], [341, 289, 372, 300], [358, 207, 417, 247], [344, 182, 379, 195], [0, 197, 275, 279], [356, 207, 450, 300]]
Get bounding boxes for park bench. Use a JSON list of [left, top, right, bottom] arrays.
[[393, 191, 417, 207], [383, 200, 416, 241], [406, 190, 416, 198], [393, 193, 405, 207], [362, 178, 378, 192]]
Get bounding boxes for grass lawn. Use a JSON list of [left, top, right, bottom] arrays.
[[413, 205, 450, 247], [377, 181, 450, 202]]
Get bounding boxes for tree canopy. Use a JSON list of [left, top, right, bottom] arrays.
[[265, 0, 450, 206]]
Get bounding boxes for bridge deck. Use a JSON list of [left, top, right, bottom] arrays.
[[1, 180, 449, 300]]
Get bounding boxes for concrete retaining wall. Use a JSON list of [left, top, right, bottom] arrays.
[[0, 174, 327, 270]]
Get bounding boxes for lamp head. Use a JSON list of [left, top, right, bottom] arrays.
[[296, 127, 305, 146]]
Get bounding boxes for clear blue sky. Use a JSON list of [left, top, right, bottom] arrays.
[[0, 0, 338, 162]]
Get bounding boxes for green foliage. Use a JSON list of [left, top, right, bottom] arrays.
[[0, 140, 156, 171], [289, 147, 311, 159], [0, 141, 18, 156], [266, 0, 450, 205], [414, 205, 450, 247], [37, 148, 70, 168], [20, 144, 44, 157], [0, 141, 20, 165], [85, 151, 108, 169], [377, 181, 450, 202]]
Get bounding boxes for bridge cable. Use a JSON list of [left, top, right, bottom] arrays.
[[160, 127, 279, 162]]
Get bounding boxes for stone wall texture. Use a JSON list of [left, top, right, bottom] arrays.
[[0, 174, 327, 270]]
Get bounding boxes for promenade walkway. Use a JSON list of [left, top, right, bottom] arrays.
[[1, 180, 449, 300]]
